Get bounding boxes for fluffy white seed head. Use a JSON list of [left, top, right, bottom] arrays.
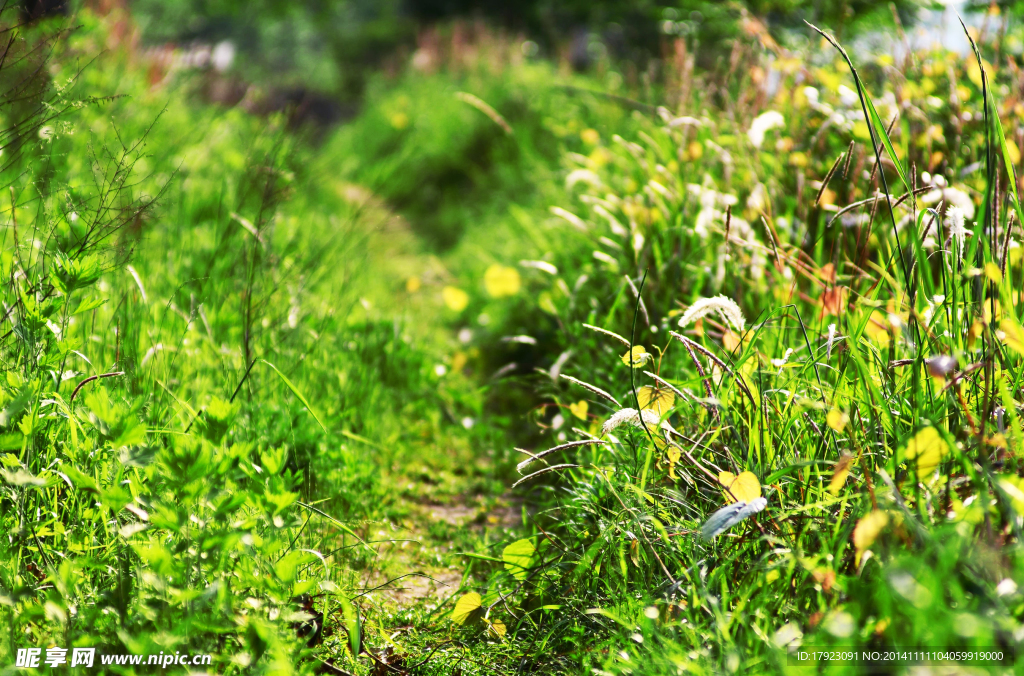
[[747, 111, 784, 149], [601, 408, 660, 435], [678, 295, 746, 332]]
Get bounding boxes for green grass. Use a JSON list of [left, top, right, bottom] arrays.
[[2, 6, 1024, 676]]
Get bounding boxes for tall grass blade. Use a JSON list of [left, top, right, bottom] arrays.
[[261, 359, 328, 433]]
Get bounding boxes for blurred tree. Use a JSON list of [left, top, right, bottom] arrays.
[[123, 0, 929, 99]]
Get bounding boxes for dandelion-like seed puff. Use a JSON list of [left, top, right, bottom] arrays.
[[678, 295, 746, 333]]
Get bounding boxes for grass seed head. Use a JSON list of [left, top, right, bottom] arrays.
[[678, 295, 746, 332]]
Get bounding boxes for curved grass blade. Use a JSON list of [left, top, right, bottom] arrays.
[[261, 359, 328, 433], [960, 17, 1024, 257]]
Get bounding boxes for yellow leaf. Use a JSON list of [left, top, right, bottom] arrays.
[[902, 426, 949, 475], [451, 592, 482, 625], [390, 112, 409, 129], [718, 470, 761, 503], [580, 128, 600, 145], [985, 262, 1003, 284], [442, 286, 470, 312], [1000, 318, 1024, 355], [637, 385, 675, 416], [406, 276, 421, 293], [968, 321, 985, 350], [621, 346, 652, 368], [829, 454, 854, 496], [998, 476, 1024, 514], [1007, 139, 1021, 166], [666, 446, 681, 481], [826, 408, 848, 433], [484, 265, 521, 298], [687, 141, 703, 160], [853, 510, 889, 565], [722, 329, 742, 353], [863, 311, 890, 347], [451, 352, 467, 373], [486, 619, 507, 637], [569, 400, 589, 420]]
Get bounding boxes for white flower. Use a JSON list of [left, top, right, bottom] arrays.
[[601, 408, 660, 435], [747, 111, 785, 149], [687, 179, 739, 239], [771, 348, 794, 369], [802, 86, 819, 106], [946, 205, 972, 264], [678, 295, 746, 332], [750, 249, 767, 281], [922, 186, 975, 220], [827, 323, 838, 359], [997, 578, 1018, 597], [837, 84, 859, 108], [746, 183, 768, 212]]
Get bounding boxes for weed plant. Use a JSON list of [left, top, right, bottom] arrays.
[[444, 20, 1024, 676], [5, 5, 1024, 676]]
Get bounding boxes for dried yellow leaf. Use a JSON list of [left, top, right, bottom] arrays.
[[853, 510, 889, 566], [829, 454, 854, 495]]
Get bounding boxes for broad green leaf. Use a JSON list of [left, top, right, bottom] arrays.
[[502, 539, 535, 581], [274, 550, 317, 584], [451, 592, 482, 625]]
